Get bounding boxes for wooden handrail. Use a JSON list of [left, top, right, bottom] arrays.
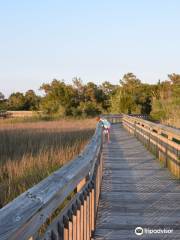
[[122, 115, 180, 178]]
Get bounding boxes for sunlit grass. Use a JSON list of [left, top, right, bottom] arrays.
[[0, 118, 96, 208]]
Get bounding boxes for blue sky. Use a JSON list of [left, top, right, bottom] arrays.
[[0, 0, 180, 97]]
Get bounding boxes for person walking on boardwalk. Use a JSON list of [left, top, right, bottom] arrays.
[[97, 116, 111, 143]]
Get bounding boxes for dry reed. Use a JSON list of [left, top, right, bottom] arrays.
[[0, 118, 96, 208]]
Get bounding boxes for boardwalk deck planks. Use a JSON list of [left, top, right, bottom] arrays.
[[94, 124, 180, 240]]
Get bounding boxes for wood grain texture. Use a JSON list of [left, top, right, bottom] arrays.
[[94, 124, 180, 240]]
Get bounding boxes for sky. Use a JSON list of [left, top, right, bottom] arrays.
[[0, 0, 180, 97]]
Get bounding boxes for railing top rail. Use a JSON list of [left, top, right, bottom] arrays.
[[0, 123, 102, 240], [123, 114, 180, 139], [100, 114, 123, 117]]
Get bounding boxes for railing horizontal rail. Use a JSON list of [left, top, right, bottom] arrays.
[[122, 115, 180, 178]]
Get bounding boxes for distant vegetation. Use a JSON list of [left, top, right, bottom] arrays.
[[0, 118, 95, 207], [0, 73, 180, 127], [150, 74, 180, 128], [0, 73, 179, 206], [111, 73, 180, 128]]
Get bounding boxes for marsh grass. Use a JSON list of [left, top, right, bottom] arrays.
[[0, 119, 95, 208]]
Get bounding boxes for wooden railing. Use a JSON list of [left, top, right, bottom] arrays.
[[122, 115, 180, 178], [128, 114, 149, 120], [100, 114, 123, 123], [100, 114, 149, 123], [0, 114, 179, 240], [0, 123, 103, 240]]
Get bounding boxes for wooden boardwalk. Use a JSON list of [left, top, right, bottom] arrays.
[[94, 124, 180, 240]]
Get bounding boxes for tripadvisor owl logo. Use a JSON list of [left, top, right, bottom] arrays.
[[135, 227, 144, 236]]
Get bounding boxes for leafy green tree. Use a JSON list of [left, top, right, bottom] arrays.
[[24, 90, 40, 110], [111, 73, 142, 114], [99, 81, 117, 112], [120, 73, 142, 113], [0, 92, 6, 111], [40, 79, 76, 115], [84, 82, 98, 102], [120, 73, 141, 92], [134, 84, 152, 114], [72, 77, 85, 106], [78, 101, 101, 117], [110, 87, 135, 113], [100, 81, 117, 96], [7, 92, 26, 110], [168, 73, 180, 99], [83, 82, 107, 112], [150, 74, 180, 125], [151, 81, 161, 100]]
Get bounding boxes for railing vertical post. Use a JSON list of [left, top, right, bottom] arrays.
[[68, 210, 73, 240], [83, 191, 87, 240], [96, 165, 98, 209], [63, 216, 69, 240], [89, 185, 92, 238], [80, 195, 84, 240], [72, 204, 77, 240], [86, 190, 90, 240], [91, 183, 95, 235], [76, 200, 81, 240], [57, 222, 64, 240]]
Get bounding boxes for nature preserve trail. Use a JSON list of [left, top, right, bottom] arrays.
[[94, 124, 180, 240]]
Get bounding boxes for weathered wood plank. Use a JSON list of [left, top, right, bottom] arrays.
[[94, 124, 180, 240]]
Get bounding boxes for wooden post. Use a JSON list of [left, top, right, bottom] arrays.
[[57, 222, 64, 240], [89, 185, 92, 238], [91, 183, 95, 235], [86, 191, 90, 240], [77, 177, 86, 192], [72, 204, 77, 240], [83, 191, 87, 240], [80, 195, 84, 240], [63, 216, 69, 240], [95, 164, 99, 210], [68, 210, 73, 240], [76, 200, 81, 240]]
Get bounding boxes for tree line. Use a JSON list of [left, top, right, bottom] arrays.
[[0, 73, 179, 121]]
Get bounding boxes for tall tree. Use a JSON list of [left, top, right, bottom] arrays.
[[134, 84, 152, 114], [40, 79, 76, 115], [113, 73, 142, 114], [72, 77, 85, 105], [24, 90, 40, 110], [0, 92, 6, 110], [7, 92, 26, 110]]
